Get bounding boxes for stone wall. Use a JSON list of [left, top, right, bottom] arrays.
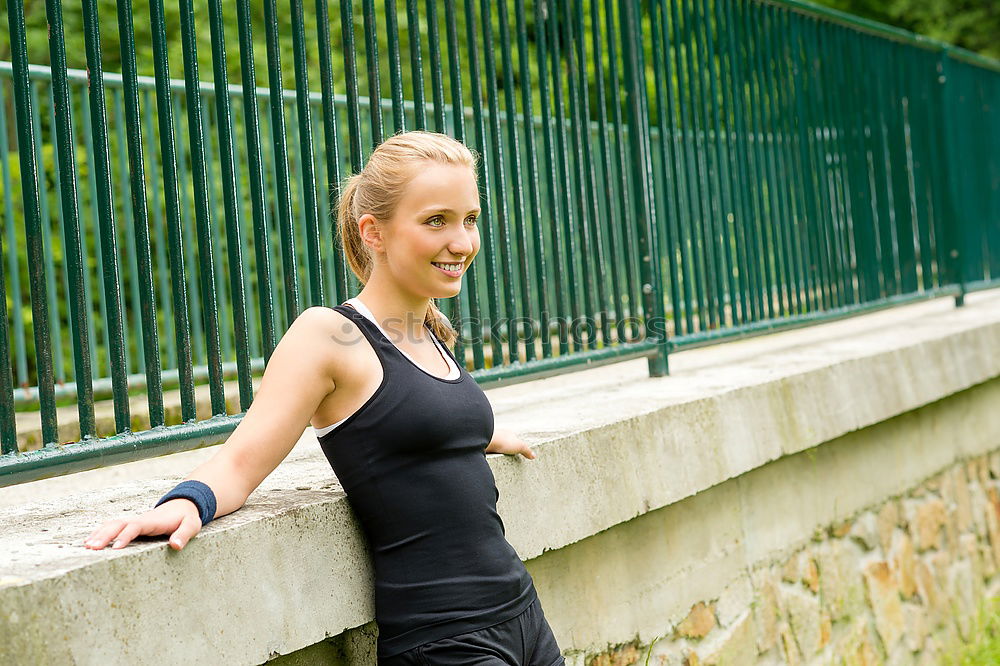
[[581, 450, 1000, 666]]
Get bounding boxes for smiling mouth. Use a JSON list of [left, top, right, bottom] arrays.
[[431, 261, 464, 276]]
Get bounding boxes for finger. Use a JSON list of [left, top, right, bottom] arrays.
[[168, 513, 203, 551], [110, 521, 145, 549], [84, 519, 128, 549], [521, 445, 536, 459]]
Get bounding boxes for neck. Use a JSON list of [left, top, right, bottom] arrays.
[[355, 273, 431, 340]]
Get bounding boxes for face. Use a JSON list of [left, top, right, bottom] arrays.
[[363, 161, 481, 300]]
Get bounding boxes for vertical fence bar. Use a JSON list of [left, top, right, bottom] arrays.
[[560, 0, 597, 349], [178, 0, 226, 416], [0, 79, 29, 396], [443, 0, 480, 368], [688, 0, 724, 328], [758, 4, 794, 316], [80, 87, 108, 383], [363, 0, 385, 147], [0, 77, 18, 452], [701, 0, 738, 326], [514, 0, 544, 361], [670, 0, 708, 329], [236, 0, 277, 361], [149, 0, 196, 421], [425, 0, 446, 134], [747, 3, 781, 317], [496, 0, 535, 363], [939, 49, 966, 304], [774, 8, 808, 314], [592, 0, 630, 344], [714, 0, 751, 324], [844, 29, 878, 302], [547, 0, 583, 351], [263, 0, 302, 323], [815, 19, 850, 306], [789, 14, 821, 311], [110, 89, 141, 376], [289, 0, 323, 307], [340, 0, 364, 172], [207, 0, 253, 411], [869, 37, 896, 300], [801, 17, 834, 309], [29, 83, 63, 387], [406, 0, 427, 130], [116, 0, 165, 426], [574, 0, 611, 346], [828, 24, 862, 305], [534, 0, 569, 358], [479, 0, 519, 366], [648, 0, 682, 337], [141, 89, 174, 372], [385, 0, 406, 133], [621, 0, 669, 375], [459, 0, 500, 367], [82, 0, 131, 432], [728, 0, 764, 321], [316, 0, 348, 304]]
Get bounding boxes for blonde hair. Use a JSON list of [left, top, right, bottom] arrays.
[[336, 130, 479, 347]]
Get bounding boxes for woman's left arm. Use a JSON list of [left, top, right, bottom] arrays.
[[485, 427, 536, 459]]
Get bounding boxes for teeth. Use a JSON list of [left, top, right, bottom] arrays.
[[433, 262, 463, 272]]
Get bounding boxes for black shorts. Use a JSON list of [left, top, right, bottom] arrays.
[[380, 596, 565, 665]]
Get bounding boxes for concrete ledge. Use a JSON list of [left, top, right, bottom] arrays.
[[1, 289, 999, 664]]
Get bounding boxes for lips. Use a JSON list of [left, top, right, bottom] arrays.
[[432, 261, 463, 277]]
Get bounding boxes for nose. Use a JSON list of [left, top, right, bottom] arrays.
[[447, 225, 475, 257]]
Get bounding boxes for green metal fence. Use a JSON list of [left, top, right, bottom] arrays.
[[1, 0, 998, 486]]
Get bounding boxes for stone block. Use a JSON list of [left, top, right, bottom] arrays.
[[915, 557, 946, 628], [988, 451, 1000, 479], [952, 465, 974, 534], [946, 561, 978, 642], [750, 569, 780, 654], [849, 512, 880, 551], [588, 642, 641, 666], [862, 560, 904, 653], [877, 501, 900, 554], [780, 585, 822, 659], [818, 610, 832, 650], [901, 601, 928, 652], [675, 601, 717, 640], [969, 483, 989, 539], [698, 611, 755, 666], [912, 498, 947, 552], [778, 622, 800, 666], [985, 485, 1000, 569], [832, 617, 880, 666], [888, 531, 917, 599], [816, 540, 866, 622]]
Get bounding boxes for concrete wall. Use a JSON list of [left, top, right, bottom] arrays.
[[2, 289, 999, 665]]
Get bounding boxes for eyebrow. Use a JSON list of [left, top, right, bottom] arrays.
[[418, 207, 481, 216]]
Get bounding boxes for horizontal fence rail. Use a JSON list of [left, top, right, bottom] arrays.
[[0, 0, 998, 485]]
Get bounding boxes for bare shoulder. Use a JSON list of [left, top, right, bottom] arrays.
[[291, 306, 368, 374]]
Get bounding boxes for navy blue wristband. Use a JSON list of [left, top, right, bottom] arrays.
[[155, 480, 217, 526]]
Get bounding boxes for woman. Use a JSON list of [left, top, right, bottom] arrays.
[[84, 131, 565, 665]]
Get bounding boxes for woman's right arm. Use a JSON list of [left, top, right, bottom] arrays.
[[83, 306, 340, 551]]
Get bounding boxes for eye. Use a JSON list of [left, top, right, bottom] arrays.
[[425, 216, 445, 227], [465, 215, 479, 226]]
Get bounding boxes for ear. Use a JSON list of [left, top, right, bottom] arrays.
[[358, 213, 384, 253]]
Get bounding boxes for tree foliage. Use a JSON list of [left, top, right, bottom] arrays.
[[808, 0, 999, 60]]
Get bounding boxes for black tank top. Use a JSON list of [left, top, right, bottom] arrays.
[[317, 303, 537, 659]]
